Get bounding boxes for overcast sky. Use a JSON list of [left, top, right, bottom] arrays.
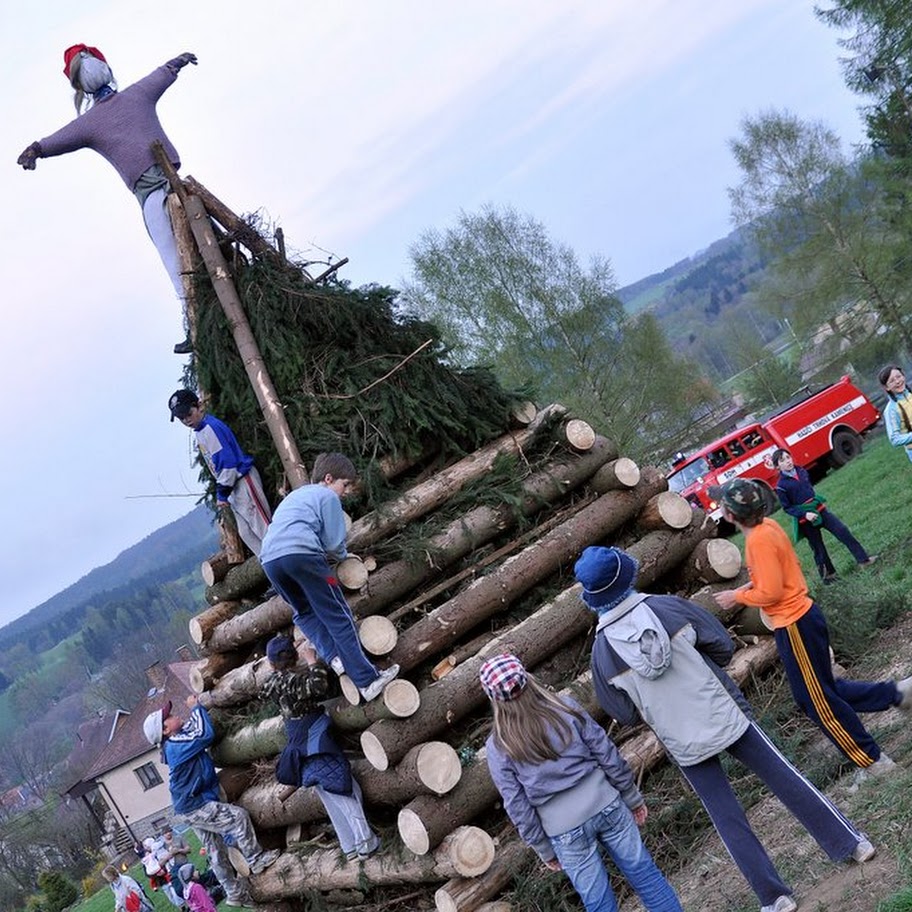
[[1, 1, 864, 628]]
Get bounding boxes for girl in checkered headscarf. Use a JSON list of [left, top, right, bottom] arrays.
[[479, 654, 682, 912]]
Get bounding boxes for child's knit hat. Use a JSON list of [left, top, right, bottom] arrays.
[[479, 653, 527, 702]]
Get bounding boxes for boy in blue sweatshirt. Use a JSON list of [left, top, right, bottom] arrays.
[[169, 389, 272, 557], [259, 452, 399, 703], [143, 696, 280, 907]]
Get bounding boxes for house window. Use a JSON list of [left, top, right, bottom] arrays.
[[134, 762, 163, 791]]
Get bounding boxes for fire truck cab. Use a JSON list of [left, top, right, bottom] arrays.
[[667, 376, 880, 524]]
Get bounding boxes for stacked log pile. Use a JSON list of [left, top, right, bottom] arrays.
[[184, 407, 772, 910]]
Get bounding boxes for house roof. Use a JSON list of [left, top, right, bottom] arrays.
[[61, 710, 121, 795], [84, 662, 197, 779]]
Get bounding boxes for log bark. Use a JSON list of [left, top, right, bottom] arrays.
[[198, 656, 275, 708], [190, 651, 248, 693], [346, 404, 571, 551], [390, 469, 668, 673], [163, 166, 308, 489], [348, 437, 620, 620], [238, 750, 467, 827], [248, 827, 493, 899], [680, 569, 751, 623], [201, 552, 232, 587], [589, 457, 641, 492], [189, 601, 244, 648], [205, 556, 269, 605], [361, 514, 716, 771], [217, 505, 246, 565], [359, 615, 398, 656], [210, 716, 286, 767], [205, 596, 292, 655], [389, 496, 597, 626], [636, 491, 694, 531], [434, 839, 531, 912], [166, 192, 200, 351], [218, 766, 255, 803]]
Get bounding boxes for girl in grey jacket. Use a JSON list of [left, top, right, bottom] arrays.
[[481, 653, 682, 912]]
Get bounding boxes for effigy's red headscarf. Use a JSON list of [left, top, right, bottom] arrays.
[[62, 44, 106, 79]]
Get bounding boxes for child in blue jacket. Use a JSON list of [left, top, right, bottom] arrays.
[[259, 452, 398, 703], [771, 448, 875, 582], [143, 696, 279, 906]]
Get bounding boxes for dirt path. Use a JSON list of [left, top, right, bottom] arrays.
[[624, 612, 912, 912]]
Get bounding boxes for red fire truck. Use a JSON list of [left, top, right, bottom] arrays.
[[666, 375, 880, 523]]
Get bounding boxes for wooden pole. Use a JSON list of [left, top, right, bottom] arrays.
[[151, 143, 309, 489]]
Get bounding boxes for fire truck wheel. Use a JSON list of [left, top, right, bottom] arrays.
[[829, 430, 862, 468]]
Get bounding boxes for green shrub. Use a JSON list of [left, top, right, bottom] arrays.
[[36, 872, 78, 912]]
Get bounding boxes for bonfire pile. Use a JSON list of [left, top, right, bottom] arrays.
[[187, 408, 773, 910], [161, 167, 775, 909]]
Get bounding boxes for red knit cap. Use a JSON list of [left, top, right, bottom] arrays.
[[63, 44, 107, 78]]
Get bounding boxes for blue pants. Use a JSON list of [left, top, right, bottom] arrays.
[[775, 603, 898, 766], [263, 553, 380, 688], [802, 510, 868, 578], [682, 722, 862, 907], [549, 797, 682, 912]]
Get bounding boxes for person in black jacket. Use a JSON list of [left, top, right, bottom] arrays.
[[771, 449, 876, 583]]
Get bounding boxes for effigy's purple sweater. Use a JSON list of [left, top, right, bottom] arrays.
[[39, 64, 181, 191]]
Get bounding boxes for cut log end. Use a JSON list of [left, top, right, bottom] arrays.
[[704, 538, 742, 579], [383, 679, 421, 718], [510, 400, 538, 426], [359, 615, 398, 656], [398, 807, 430, 856], [563, 418, 596, 451], [361, 730, 390, 771], [416, 741, 462, 795], [441, 826, 496, 878], [227, 846, 250, 877], [639, 491, 693, 530], [339, 674, 361, 706], [336, 556, 369, 591], [591, 457, 641, 492], [189, 663, 206, 694]]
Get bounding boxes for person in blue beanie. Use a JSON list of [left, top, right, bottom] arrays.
[[577, 545, 875, 912]]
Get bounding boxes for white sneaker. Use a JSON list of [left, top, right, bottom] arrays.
[[330, 656, 345, 676], [897, 676, 912, 709], [249, 848, 281, 874], [760, 895, 797, 912], [868, 753, 898, 778], [359, 664, 400, 703], [852, 837, 876, 863]]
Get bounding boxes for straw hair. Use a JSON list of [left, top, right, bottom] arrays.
[[489, 675, 585, 764]]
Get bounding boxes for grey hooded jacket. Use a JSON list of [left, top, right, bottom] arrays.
[[591, 592, 750, 766]]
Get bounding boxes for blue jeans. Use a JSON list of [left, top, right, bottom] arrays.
[[549, 798, 682, 912]]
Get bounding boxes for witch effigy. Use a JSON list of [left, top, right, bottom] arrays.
[[17, 45, 198, 354]]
